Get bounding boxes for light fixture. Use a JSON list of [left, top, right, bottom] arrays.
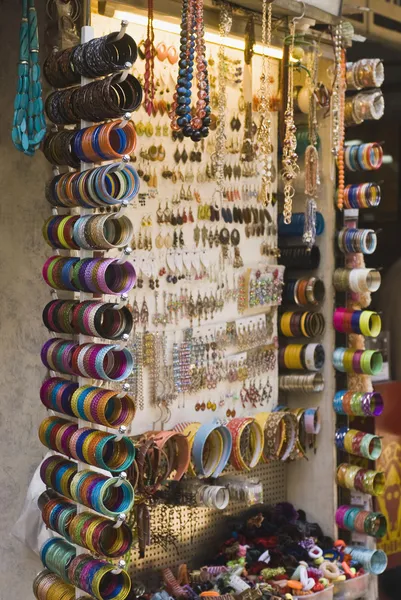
[[114, 10, 284, 59]]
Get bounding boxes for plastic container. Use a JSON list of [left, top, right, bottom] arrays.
[[294, 587, 334, 600], [333, 574, 370, 600]]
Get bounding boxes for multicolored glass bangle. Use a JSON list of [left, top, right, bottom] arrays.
[[335, 426, 382, 460], [344, 142, 383, 171], [43, 214, 134, 251], [40, 377, 135, 428], [42, 256, 136, 294], [45, 163, 140, 208], [38, 416, 136, 472], [33, 569, 85, 600], [337, 228, 377, 254], [333, 307, 381, 337], [40, 496, 133, 558], [333, 390, 384, 417], [336, 505, 387, 538], [40, 455, 135, 518], [43, 300, 133, 340], [336, 463, 385, 496], [41, 338, 134, 381], [333, 347, 383, 375], [40, 538, 132, 600]]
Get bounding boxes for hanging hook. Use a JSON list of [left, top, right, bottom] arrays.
[[117, 382, 131, 399], [116, 62, 133, 84], [116, 245, 133, 265], [113, 472, 127, 489], [115, 425, 128, 442], [116, 112, 132, 129], [110, 20, 129, 43], [111, 559, 126, 575], [111, 293, 129, 310], [113, 513, 127, 529], [292, 0, 306, 22], [109, 155, 130, 173]]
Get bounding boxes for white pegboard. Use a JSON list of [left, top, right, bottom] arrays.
[[128, 462, 285, 588]]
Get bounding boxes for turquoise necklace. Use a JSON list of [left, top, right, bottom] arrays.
[[12, 0, 46, 156]]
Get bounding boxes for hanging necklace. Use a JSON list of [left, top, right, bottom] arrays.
[[257, 0, 274, 206], [213, 5, 232, 200], [303, 41, 319, 247], [144, 0, 155, 116], [332, 23, 346, 210], [12, 0, 46, 156], [170, 0, 211, 142], [282, 19, 299, 224]]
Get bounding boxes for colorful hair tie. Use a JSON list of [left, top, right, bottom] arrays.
[[38, 416, 136, 472], [40, 378, 136, 428], [40, 455, 135, 518]]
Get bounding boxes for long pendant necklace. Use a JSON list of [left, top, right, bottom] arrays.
[[144, 0, 155, 116], [257, 0, 274, 206], [282, 20, 299, 224], [12, 0, 46, 156], [170, 0, 211, 142], [303, 41, 319, 247]]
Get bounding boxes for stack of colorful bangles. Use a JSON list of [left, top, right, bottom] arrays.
[[43, 214, 134, 250], [40, 338, 134, 381], [342, 182, 381, 208], [336, 463, 385, 496], [336, 505, 387, 538], [333, 308, 381, 337], [279, 343, 325, 371], [280, 311, 325, 338], [333, 390, 384, 417], [40, 378, 136, 428], [39, 495, 133, 557], [42, 256, 136, 294], [344, 142, 383, 171], [38, 416, 136, 471], [333, 267, 381, 293], [45, 162, 140, 208], [40, 538, 132, 600], [40, 455, 135, 518], [42, 300, 133, 339], [335, 426, 382, 460], [43, 120, 137, 167], [283, 277, 325, 307], [337, 228, 377, 254], [333, 347, 383, 375]]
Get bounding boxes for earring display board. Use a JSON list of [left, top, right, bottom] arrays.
[[91, 12, 281, 434]]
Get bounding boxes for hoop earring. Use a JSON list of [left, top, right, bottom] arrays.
[[167, 45, 178, 64]]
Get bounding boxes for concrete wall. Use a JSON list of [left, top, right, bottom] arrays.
[[0, 2, 49, 596]]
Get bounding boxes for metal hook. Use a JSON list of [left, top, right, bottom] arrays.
[[292, 0, 305, 22], [115, 62, 133, 84], [112, 559, 126, 575], [109, 155, 130, 174], [116, 245, 133, 265], [111, 293, 129, 310], [115, 425, 127, 442], [110, 20, 129, 42], [116, 112, 132, 129], [117, 382, 130, 399], [113, 472, 127, 488], [113, 513, 127, 529]]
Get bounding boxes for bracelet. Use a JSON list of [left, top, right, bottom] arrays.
[[33, 569, 86, 600], [284, 277, 325, 306], [279, 373, 324, 393], [343, 546, 387, 575], [46, 74, 142, 125], [343, 183, 381, 208], [333, 390, 384, 417], [336, 463, 385, 496], [44, 32, 138, 87], [41, 538, 132, 600], [335, 426, 382, 460], [344, 143, 383, 171], [280, 311, 325, 338], [39, 416, 136, 472], [40, 497, 133, 558], [278, 212, 325, 237], [43, 256, 136, 294], [280, 343, 325, 371], [41, 338, 134, 381], [43, 120, 137, 166], [40, 455, 135, 518], [45, 162, 140, 208], [227, 417, 264, 471], [279, 245, 320, 270], [345, 89, 385, 126], [346, 59, 384, 90], [333, 347, 383, 375], [337, 228, 377, 254], [43, 300, 133, 340], [333, 268, 381, 293], [333, 308, 381, 337], [336, 505, 387, 538]]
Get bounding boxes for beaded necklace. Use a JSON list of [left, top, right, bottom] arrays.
[[12, 0, 46, 156], [170, 0, 211, 141]]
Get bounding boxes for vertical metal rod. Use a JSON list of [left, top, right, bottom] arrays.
[[83, 0, 91, 27]]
